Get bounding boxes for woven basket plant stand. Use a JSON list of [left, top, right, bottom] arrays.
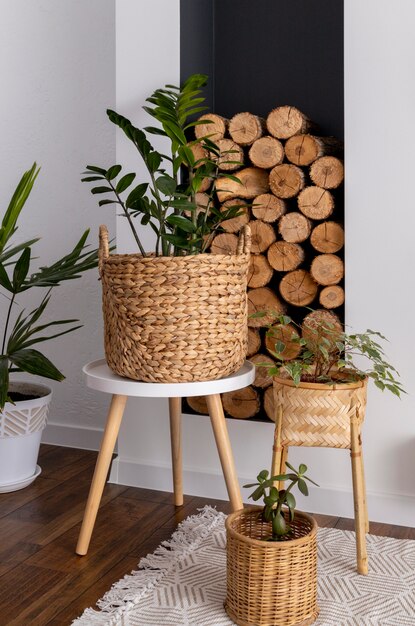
[[271, 377, 368, 575]]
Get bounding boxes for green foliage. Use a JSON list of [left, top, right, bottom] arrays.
[[244, 464, 318, 540], [0, 164, 98, 410], [258, 310, 404, 396], [83, 74, 244, 256]]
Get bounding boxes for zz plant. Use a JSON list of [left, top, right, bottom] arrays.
[[0, 163, 98, 409], [83, 74, 242, 256], [245, 463, 318, 540]]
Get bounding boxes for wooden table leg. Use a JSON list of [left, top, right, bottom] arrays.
[[360, 438, 370, 533], [350, 417, 368, 575], [76, 394, 127, 556], [206, 394, 243, 512], [169, 397, 183, 506]]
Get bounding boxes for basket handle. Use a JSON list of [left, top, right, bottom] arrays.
[[98, 224, 110, 277], [237, 224, 251, 255]]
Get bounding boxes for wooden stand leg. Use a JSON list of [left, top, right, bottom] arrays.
[[278, 446, 288, 491], [169, 397, 183, 507], [271, 405, 285, 488], [360, 445, 370, 533], [206, 394, 243, 512], [76, 394, 127, 556], [350, 418, 368, 575]]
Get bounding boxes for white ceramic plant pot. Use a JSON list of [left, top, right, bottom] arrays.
[[0, 381, 52, 492]]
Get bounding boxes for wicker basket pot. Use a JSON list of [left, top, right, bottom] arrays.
[[273, 376, 368, 449], [225, 506, 319, 626], [98, 225, 251, 383]]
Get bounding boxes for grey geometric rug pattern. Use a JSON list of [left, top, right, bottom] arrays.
[[73, 507, 415, 626]]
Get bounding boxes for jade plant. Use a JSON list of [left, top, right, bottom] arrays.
[[0, 163, 98, 409], [254, 311, 404, 396], [82, 73, 243, 257], [244, 463, 318, 540]]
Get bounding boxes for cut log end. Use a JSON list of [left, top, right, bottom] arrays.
[[248, 136, 284, 169], [319, 285, 345, 309], [187, 396, 209, 415], [267, 241, 305, 272], [194, 113, 227, 142], [210, 233, 239, 255], [278, 212, 311, 243], [279, 270, 318, 307], [265, 323, 302, 361], [247, 327, 261, 357], [310, 254, 344, 286], [216, 167, 269, 203], [248, 287, 286, 327], [266, 106, 312, 139], [249, 353, 275, 388], [249, 220, 277, 254], [302, 309, 343, 350], [220, 199, 250, 233], [297, 186, 334, 220], [222, 386, 260, 418], [310, 221, 345, 253], [229, 112, 264, 146], [216, 139, 244, 171], [269, 164, 305, 199], [285, 134, 342, 166], [263, 386, 275, 421], [248, 254, 274, 288], [310, 156, 344, 189], [252, 193, 286, 222]]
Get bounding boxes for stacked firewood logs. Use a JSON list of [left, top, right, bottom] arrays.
[[186, 106, 344, 422]]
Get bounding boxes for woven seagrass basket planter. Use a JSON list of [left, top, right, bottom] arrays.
[[225, 506, 319, 626], [98, 224, 251, 383], [273, 376, 368, 449]]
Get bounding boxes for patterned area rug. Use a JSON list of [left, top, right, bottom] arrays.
[[73, 507, 415, 626]]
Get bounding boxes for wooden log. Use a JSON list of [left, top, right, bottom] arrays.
[[310, 254, 344, 286], [263, 386, 275, 421], [265, 323, 302, 361], [184, 192, 210, 218], [222, 386, 260, 418], [216, 138, 244, 171], [194, 113, 227, 142], [252, 193, 286, 223], [249, 353, 275, 389], [310, 221, 345, 253], [302, 309, 343, 350], [249, 220, 277, 253], [278, 212, 311, 243], [248, 136, 284, 169], [319, 285, 345, 309], [285, 134, 343, 166], [269, 164, 305, 199], [266, 106, 314, 139], [228, 112, 264, 146], [188, 142, 208, 168], [220, 199, 250, 233], [267, 241, 304, 272], [247, 327, 261, 357], [310, 156, 344, 189], [297, 186, 334, 220], [210, 232, 239, 255], [279, 270, 318, 307], [187, 396, 209, 415], [216, 167, 269, 202], [198, 176, 213, 193], [248, 287, 286, 327], [248, 254, 273, 288]]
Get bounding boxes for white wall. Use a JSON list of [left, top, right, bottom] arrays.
[[0, 0, 115, 447], [111, 0, 415, 526]]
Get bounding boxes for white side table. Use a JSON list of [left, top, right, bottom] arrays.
[[76, 359, 255, 555]]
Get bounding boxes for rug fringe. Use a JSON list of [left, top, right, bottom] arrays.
[[71, 505, 225, 626]]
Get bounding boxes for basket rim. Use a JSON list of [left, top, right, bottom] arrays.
[[101, 251, 250, 264], [225, 505, 317, 547], [273, 375, 368, 391]]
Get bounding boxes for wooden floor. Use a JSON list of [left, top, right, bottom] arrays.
[[0, 445, 414, 625]]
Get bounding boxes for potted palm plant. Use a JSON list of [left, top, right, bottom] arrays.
[[83, 73, 250, 384], [0, 163, 98, 491], [225, 464, 319, 626]]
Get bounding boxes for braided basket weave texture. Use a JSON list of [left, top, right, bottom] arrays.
[[99, 225, 251, 383], [225, 506, 319, 626], [274, 377, 367, 449]]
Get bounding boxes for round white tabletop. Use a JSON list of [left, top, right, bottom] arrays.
[[83, 359, 255, 398]]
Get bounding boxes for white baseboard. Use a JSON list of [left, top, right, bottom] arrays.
[[42, 421, 103, 451], [109, 456, 415, 528]]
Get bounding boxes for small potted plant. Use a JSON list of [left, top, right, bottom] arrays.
[[225, 464, 319, 626], [0, 163, 98, 491], [83, 73, 250, 384]]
